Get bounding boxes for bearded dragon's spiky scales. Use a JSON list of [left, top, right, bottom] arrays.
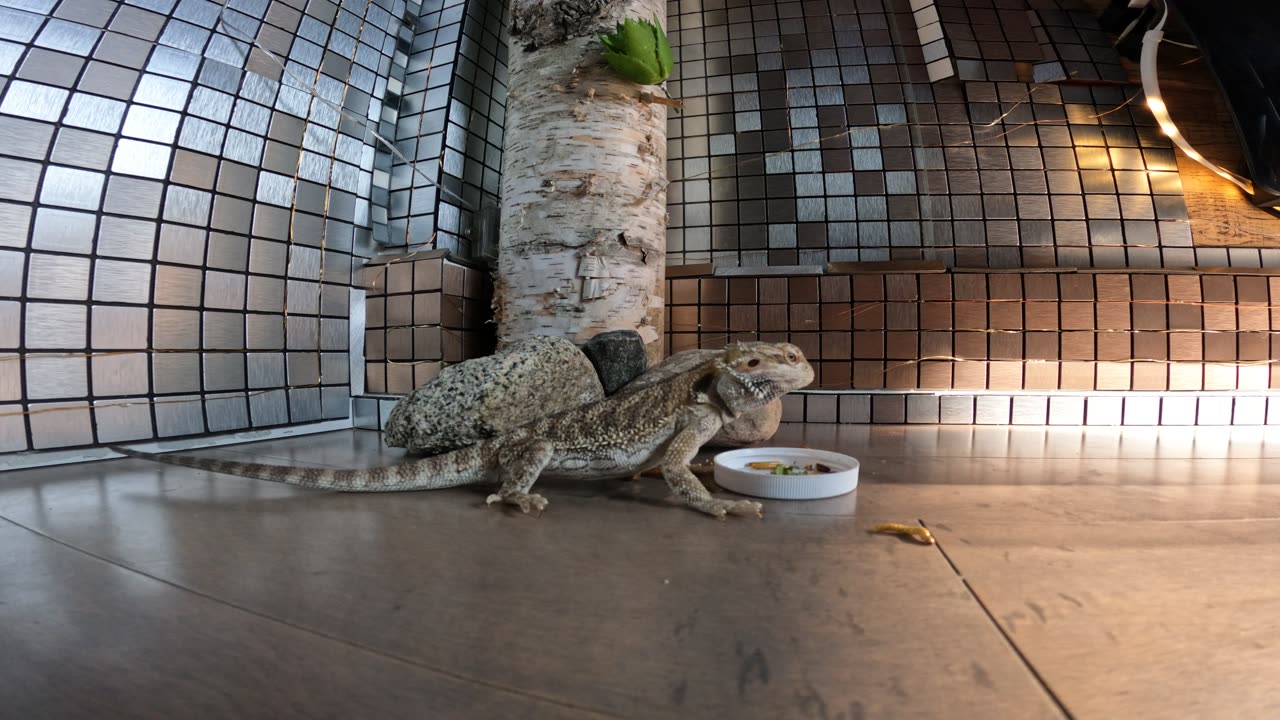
[[112, 342, 814, 519]]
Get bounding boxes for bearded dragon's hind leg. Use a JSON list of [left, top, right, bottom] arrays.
[[485, 440, 553, 514]]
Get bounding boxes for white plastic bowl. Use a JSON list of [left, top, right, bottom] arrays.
[[712, 447, 859, 500]]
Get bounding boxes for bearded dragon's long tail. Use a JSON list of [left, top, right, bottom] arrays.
[[109, 444, 494, 492]]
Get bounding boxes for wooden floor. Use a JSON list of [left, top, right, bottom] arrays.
[[3, 425, 1280, 719]]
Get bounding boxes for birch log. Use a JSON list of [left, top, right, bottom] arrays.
[[496, 0, 668, 363]]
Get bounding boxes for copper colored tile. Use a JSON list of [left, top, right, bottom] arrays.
[[670, 306, 699, 332], [1167, 275, 1201, 302], [442, 329, 465, 363], [789, 304, 820, 331], [1024, 302, 1059, 331], [884, 274, 918, 301], [1204, 364, 1237, 391], [920, 302, 952, 330], [1203, 305, 1236, 331], [988, 361, 1023, 390], [414, 327, 441, 360], [989, 302, 1023, 330], [1273, 363, 1280, 390], [442, 263, 465, 296], [1097, 333, 1130, 361], [388, 261, 413, 295], [1095, 302, 1130, 331], [789, 276, 819, 304], [953, 273, 987, 300], [728, 332, 759, 344], [1024, 331, 1058, 360], [852, 331, 885, 359], [1024, 362, 1059, 390], [919, 274, 952, 301], [821, 303, 852, 330], [885, 361, 917, 389], [988, 274, 1022, 300], [954, 302, 986, 330], [1168, 362, 1203, 390], [1238, 276, 1269, 305], [760, 332, 787, 344], [1095, 361, 1130, 390], [365, 363, 385, 393], [1130, 274, 1166, 301], [1133, 332, 1168, 360], [413, 258, 442, 292], [729, 305, 756, 332], [952, 360, 988, 390], [700, 335, 728, 350], [1095, 275, 1131, 302], [1239, 306, 1268, 331], [819, 361, 851, 388], [697, 278, 725, 305], [1239, 332, 1269, 361], [885, 302, 918, 330], [852, 360, 885, 389], [1169, 333, 1203, 361], [759, 305, 788, 332], [852, 302, 885, 330], [1168, 304, 1202, 330], [852, 275, 885, 301], [918, 360, 952, 389], [671, 278, 699, 305], [1132, 362, 1167, 391], [1203, 333, 1236, 362], [1201, 275, 1235, 303], [728, 278, 757, 304], [414, 361, 440, 387], [988, 332, 1022, 360], [365, 330, 385, 360], [1060, 302, 1094, 331], [386, 364, 414, 394], [920, 331, 952, 357], [789, 333, 821, 361], [818, 275, 850, 302], [821, 332, 851, 360], [759, 278, 788, 304], [700, 306, 728, 333], [670, 333, 699, 353], [1132, 303, 1166, 331], [1059, 274, 1093, 301], [1023, 274, 1058, 300], [414, 293, 440, 326], [886, 331, 918, 359], [1061, 331, 1095, 361], [1059, 361, 1095, 390], [954, 331, 987, 360], [387, 328, 412, 360]]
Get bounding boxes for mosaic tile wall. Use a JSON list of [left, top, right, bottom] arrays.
[[0, 0, 414, 454], [662, 0, 1279, 270], [360, 249, 493, 394], [384, 0, 508, 256], [665, 269, 1280, 392]]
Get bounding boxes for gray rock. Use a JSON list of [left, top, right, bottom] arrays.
[[581, 329, 648, 395], [384, 336, 603, 455], [622, 347, 783, 447]]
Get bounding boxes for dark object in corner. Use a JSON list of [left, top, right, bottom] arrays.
[[582, 330, 648, 395]]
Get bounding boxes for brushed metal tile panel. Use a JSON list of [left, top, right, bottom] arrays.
[[40, 166, 105, 210], [321, 283, 348, 317], [0, 202, 32, 247], [0, 80, 70, 122], [35, 18, 100, 55], [321, 386, 349, 419], [109, 5, 166, 41], [0, 352, 19, 401], [906, 394, 940, 423], [0, 157, 43, 202], [24, 354, 87, 400], [0, 6, 44, 42], [247, 353, 285, 389], [152, 308, 200, 349], [286, 280, 320, 315], [91, 306, 149, 349], [154, 394, 205, 438], [0, 301, 17, 348], [289, 387, 322, 423], [122, 105, 183, 145], [163, 185, 212, 226], [1234, 397, 1268, 426], [246, 277, 285, 314], [28, 402, 93, 449], [1122, 396, 1160, 426], [91, 352, 149, 396], [320, 352, 349, 384], [154, 264, 203, 306], [838, 394, 870, 423], [207, 392, 250, 432], [157, 224, 206, 265], [288, 245, 322, 280], [177, 116, 226, 154], [23, 303, 85, 349], [26, 253, 90, 300], [210, 195, 252, 235], [152, 352, 200, 394], [320, 318, 347, 351], [203, 311, 245, 350], [93, 398, 154, 442], [203, 270, 246, 310], [287, 352, 320, 386], [1198, 397, 1234, 426], [169, 148, 217, 189], [249, 238, 287, 276], [216, 160, 257, 199], [134, 73, 190, 111], [103, 176, 163, 218], [56, 0, 116, 26], [206, 232, 248, 271], [50, 127, 115, 171], [1085, 397, 1124, 426], [204, 353, 246, 392], [31, 208, 96, 254], [245, 314, 284, 350], [0, 403, 28, 452], [112, 138, 173, 180], [92, 259, 152, 304], [0, 116, 54, 159], [352, 396, 378, 429], [252, 204, 291, 241], [94, 31, 152, 67], [250, 388, 289, 426], [939, 395, 976, 424], [63, 93, 127, 133], [287, 316, 318, 350]]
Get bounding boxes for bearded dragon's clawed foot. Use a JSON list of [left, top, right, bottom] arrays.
[[690, 498, 764, 519], [486, 491, 549, 514]]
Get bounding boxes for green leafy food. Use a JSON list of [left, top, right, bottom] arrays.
[[599, 16, 673, 86]]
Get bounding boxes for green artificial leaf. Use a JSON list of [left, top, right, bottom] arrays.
[[599, 16, 673, 86]]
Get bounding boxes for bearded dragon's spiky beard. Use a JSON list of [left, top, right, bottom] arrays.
[[714, 362, 780, 412]]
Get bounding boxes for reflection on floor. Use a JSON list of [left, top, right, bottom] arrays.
[[3, 425, 1279, 719]]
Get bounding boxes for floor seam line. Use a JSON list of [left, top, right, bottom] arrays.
[[922, 518, 1076, 720], [0, 514, 620, 720]]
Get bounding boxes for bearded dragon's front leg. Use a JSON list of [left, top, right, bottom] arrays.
[[663, 408, 764, 519], [486, 440, 553, 513]]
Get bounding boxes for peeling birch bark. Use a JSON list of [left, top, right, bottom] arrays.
[[496, 0, 668, 363]]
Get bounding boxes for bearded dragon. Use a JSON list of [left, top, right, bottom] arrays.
[[111, 342, 813, 519]]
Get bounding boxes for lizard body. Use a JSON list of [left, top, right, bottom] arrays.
[[111, 342, 813, 518]]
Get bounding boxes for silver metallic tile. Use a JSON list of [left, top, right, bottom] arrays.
[[1011, 396, 1049, 425], [79, 61, 140, 101], [203, 270, 246, 310], [153, 308, 200, 349], [91, 305, 149, 349], [152, 352, 200, 394], [0, 6, 44, 43], [203, 311, 245, 350], [289, 386, 322, 422], [1085, 397, 1124, 426], [26, 253, 89, 300], [250, 388, 289, 426], [134, 73, 191, 111], [0, 403, 26, 452], [178, 116, 226, 154], [974, 396, 1012, 425], [0, 40, 22, 77], [93, 399, 154, 443], [0, 116, 55, 160], [1122, 396, 1160, 426], [122, 105, 182, 144], [92, 352, 149, 396], [40, 166, 105, 211], [246, 274, 285, 312], [939, 395, 976, 424], [223, 128, 264, 165], [113, 137, 177, 182], [204, 353, 246, 392], [210, 194, 252, 235], [153, 264, 203, 306], [163, 185, 212, 226], [17, 47, 83, 88], [286, 315, 318, 350], [154, 394, 205, 438], [94, 31, 152, 68], [246, 314, 283, 350], [206, 392, 250, 432], [321, 386, 349, 419], [0, 352, 19, 401], [0, 157, 43, 202], [32, 208, 96, 254], [320, 351, 348, 384], [206, 232, 248, 271], [92, 259, 152, 304], [35, 17, 99, 54], [0, 80, 69, 122], [96, 216, 156, 259], [28, 402, 94, 449], [51, 127, 115, 170], [287, 352, 319, 386], [170, 149, 217, 189], [0, 301, 16, 348], [247, 352, 285, 389], [24, 354, 87, 399], [103, 176, 164, 217], [320, 318, 347, 351], [156, 224, 206, 266], [63, 93, 127, 133]]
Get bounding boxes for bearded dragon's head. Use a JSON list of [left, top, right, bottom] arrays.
[[712, 342, 814, 414]]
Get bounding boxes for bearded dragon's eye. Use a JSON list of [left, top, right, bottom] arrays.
[[747, 358, 760, 367], [787, 352, 797, 362]]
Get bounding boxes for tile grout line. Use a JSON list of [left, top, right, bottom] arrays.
[[0, 513, 621, 720], [923, 519, 1075, 720]]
